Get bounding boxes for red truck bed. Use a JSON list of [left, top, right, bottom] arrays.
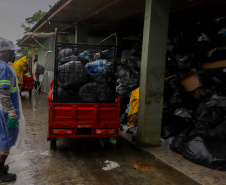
[[23, 74, 34, 89], [48, 81, 120, 139]]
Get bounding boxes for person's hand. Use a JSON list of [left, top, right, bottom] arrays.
[[7, 117, 17, 128], [7, 109, 17, 128]]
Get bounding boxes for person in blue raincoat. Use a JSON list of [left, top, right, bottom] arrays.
[[0, 37, 21, 182]]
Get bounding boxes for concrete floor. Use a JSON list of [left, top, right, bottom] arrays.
[[2, 91, 223, 185], [120, 126, 226, 185]]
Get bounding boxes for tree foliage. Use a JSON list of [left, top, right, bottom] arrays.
[[17, 10, 46, 58], [21, 10, 46, 34]]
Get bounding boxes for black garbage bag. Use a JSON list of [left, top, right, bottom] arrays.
[[169, 121, 211, 154], [198, 68, 226, 96], [89, 73, 108, 84], [209, 35, 226, 62], [131, 42, 142, 58], [79, 82, 111, 103], [173, 52, 196, 70], [58, 48, 77, 59], [209, 122, 226, 139], [57, 87, 79, 101], [116, 84, 130, 96], [192, 41, 210, 66], [181, 135, 226, 171], [165, 52, 177, 77], [117, 66, 139, 91], [169, 129, 189, 154], [94, 50, 114, 61], [193, 95, 226, 126], [58, 61, 88, 89], [161, 115, 193, 139], [59, 55, 91, 66], [193, 86, 215, 100]]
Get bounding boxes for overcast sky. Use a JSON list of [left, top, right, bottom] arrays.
[[0, 0, 59, 44]]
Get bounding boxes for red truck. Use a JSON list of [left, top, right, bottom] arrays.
[[47, 32, 120, 149], [23, 54, 34, 98]]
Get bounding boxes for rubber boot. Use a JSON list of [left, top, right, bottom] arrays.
[[0, 166, 16, 182], [4, 165, 9, 172]]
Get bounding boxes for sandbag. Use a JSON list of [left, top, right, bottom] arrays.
[[58, 61, 88, 89], [79, 82, 111, 103]]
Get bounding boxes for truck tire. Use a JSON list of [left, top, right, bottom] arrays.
[[50, 139, 57, 150], [100, 137, 109, 148], [29, 89, 32, 98]]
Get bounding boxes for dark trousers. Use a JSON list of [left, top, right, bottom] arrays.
[[35, 81, 40, 91]]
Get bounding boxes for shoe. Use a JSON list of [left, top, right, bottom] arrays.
[[4, 165, 8, 172], [0, 167, 16, 182]]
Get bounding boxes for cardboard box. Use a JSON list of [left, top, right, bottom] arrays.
[[180, 71, 202, 92], [202, 60, 226, 69]]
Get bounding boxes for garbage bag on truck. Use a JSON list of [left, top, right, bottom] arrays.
[[84, 60, 108, 74], [57, 87, 79, 101], [58, 48, 77, 59], [89, 73, 108, 84], [58, 61, 88, 89], [94, 50, 114, 61], [59, 55, 91, 66], [79, 82, 111, 103]]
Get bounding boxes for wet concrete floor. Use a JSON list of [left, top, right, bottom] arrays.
[[3, 91, 200, 185]]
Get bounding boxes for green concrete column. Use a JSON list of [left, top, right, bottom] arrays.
[[137, 0, 169, 146], [75, 25, 88, 44]]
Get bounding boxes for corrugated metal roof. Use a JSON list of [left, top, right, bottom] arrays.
[[18, 0, 226, 46]]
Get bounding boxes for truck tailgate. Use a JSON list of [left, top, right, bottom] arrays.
[[48, 102, 120, 138]]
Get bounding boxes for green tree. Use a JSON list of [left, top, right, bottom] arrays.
[[21, 10, 46, 34], [17, 10, 46, 58]]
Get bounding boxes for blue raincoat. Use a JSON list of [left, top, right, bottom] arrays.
[[0, 60, 19, 149]]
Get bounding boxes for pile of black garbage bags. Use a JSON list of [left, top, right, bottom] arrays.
[[116, 43, 142, 124], [162, 22, 226, 171], [56, 48, 115, 103]]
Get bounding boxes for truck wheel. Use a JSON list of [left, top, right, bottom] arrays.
[[29, 89, 32, 98], [100, 137, 109, 148], [50, 139, 57, 150]]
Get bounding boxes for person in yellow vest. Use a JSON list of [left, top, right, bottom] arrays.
[[11, 56, 27, 94]]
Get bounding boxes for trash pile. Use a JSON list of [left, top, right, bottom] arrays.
[[116, 43, 142, 134], [162, 21, 226, 171], [56, 48, 116, 103], [120, 21, 226, 171]]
